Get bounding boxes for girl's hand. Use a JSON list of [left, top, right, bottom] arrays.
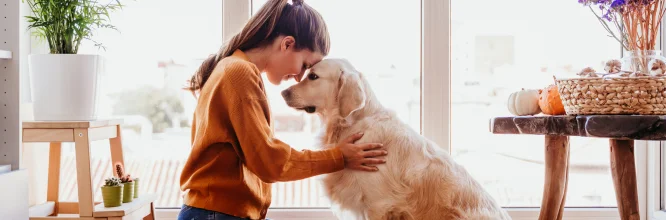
[[337, 133, 387, 172]]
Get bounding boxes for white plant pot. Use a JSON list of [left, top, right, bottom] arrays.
[[28, 54, 103, 121]]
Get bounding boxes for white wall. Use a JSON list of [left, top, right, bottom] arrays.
[[0, 0, 30, 218]]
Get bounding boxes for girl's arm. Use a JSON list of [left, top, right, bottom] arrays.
[[230, 97, 345, 183], [223, 63, 345, 183]]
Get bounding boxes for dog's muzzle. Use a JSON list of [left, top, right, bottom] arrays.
[[281, 89, 292, 100], [281, 89, 316, 113]]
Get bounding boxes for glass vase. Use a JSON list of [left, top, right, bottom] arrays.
[[621, 50, 666, 74]]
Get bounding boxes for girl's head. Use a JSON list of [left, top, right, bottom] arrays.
[[187, 0, 330, 94]]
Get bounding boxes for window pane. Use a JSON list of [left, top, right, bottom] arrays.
[[662, 142, 666, 209], [56, 0, 222, 208], [451, 1, 617, 207], [252, 0, 421, 207]]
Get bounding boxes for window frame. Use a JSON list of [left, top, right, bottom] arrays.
[[192, 0, 648, 219], [647, 141, 666, 219], [645, 18, 666, 220], [15, 0, 661, 219]]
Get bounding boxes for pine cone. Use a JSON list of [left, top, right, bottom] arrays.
[[604, 59, 622, 74], [650, 59, 666, 76], [577, 67, 598, 77]]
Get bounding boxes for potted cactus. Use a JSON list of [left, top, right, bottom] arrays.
[[115, 164, 134, 203], [101, 177, 123, 207], [133, 177, 139, 198]]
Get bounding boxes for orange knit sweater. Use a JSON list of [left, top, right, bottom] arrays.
[[179, 50, 345, 219]]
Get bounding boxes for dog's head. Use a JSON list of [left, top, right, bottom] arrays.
[[281, 58, 366, 119]]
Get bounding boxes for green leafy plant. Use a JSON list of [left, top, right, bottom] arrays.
[[115, 163, 133, 183], [23, 0, 124, 54], [104, 177, 121, 187]]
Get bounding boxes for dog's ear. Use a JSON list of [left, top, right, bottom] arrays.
[[337, 70, 366, 119]]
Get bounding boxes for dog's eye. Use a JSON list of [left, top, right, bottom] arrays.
[[308, 73, 319, 80]]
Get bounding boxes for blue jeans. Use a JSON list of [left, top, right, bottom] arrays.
[[178, 205, 259, 220]]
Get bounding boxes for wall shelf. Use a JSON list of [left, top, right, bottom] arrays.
[[0, 49, 11, 59]]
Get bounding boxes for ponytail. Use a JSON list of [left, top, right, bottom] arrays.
[[186, 0, 329, 95]]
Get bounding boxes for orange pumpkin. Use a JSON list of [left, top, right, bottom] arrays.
[[538, 84, 566, 115]]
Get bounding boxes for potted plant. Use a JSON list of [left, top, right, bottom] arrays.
[[115, 164, 134, 203], [101, 177, 123, 207], [579, 0, 666, 74], [133, 177, 139, 198], [23, 0, 124, 121]]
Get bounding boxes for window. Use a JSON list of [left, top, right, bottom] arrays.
[[451, 0, 619, 207], [18, 0, 666, 219], [654, 142, 666, 208], [648, 140, 666, 219], [52, 0, 222, 208], [45, 0, 420, 209], [250, 0, 421, 207]]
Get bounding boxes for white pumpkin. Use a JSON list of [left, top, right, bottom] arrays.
[[507, 89, 541, 116]]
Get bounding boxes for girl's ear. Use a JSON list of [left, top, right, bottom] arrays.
[[280, 36, 296, 51]]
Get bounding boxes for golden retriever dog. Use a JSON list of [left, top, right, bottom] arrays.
[[280, 59, 511, 220]]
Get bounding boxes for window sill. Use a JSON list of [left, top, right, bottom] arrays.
[[154, 207, 622, 220]]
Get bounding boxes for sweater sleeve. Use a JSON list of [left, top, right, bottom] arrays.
[[220, 61, 345, 183], [190, 112, 197, 148]]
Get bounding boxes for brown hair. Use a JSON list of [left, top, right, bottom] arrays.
[[186, 0, 330, 94]]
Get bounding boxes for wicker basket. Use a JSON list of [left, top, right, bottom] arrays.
[[555, 76, 666, 115]]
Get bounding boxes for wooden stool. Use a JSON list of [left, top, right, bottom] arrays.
[[23, 119, 156, 220]]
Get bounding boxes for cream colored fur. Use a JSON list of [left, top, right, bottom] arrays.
[[282, 59, 511, 220]]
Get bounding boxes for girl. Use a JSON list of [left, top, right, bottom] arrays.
[[178, 0, 387, 219]]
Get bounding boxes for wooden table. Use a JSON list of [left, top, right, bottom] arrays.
[[489, 115, 664, 220], [23, 119, 156, 220]]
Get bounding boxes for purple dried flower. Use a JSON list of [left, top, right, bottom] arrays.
[[603, 11, 613, 21], [579, 0, 612, 5], [611, 0, 626, 8], [579, 0, 598, 5]]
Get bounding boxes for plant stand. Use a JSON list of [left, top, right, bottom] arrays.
[[23, 119, 156, 220]]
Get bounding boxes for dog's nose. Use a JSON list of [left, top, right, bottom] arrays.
[[281, 89, 291, 99]]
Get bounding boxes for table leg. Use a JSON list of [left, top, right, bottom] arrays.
[[109, 125, 125, 177], [47, 142, 62, 216], [74, 128, 94, 217], [143, 202, 155, 220], [610, 139, 640, 220], [539, 135, 570, 220]]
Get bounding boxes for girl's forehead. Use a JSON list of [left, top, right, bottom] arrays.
[[310, 60, 338, 72], [305, 51, 325, 63]]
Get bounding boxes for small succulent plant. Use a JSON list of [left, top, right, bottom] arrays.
[[115, 164, 133, 183], [104, 177, 121, 187]]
